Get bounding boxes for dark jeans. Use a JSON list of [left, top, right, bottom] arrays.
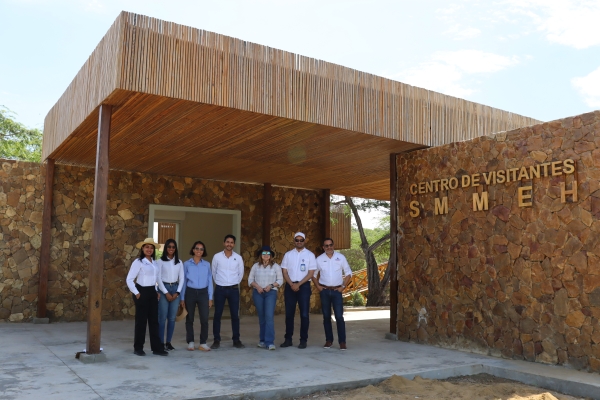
[[213, 285, 240, 342], [284, 281, 311, 342], [320, 288, 346, 344], [184, 287, 209, 344], [133, 284, 162, 352]]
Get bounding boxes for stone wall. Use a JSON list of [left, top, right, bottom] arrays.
[[0, 160, 325, 322], [397, 111, 600, 373]]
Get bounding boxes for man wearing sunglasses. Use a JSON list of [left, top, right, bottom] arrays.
[[280, 232, 317, 349], [312, 238, 352, 350]]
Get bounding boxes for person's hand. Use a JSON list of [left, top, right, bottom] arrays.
[[136, 293, 140, 299], [255, 285, 264, 294], [316, 285, 323, 292], [180, 300, 185, 307], [156, 292, 160, 300], [292, 283, 300, 292], [263, 285, 271, 292], [337, 286, 345, 293], [165, 293, 173, 302], [209, 300, 213, 308]]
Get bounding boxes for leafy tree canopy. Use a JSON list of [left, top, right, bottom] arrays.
[[0, 107, 43, 162]]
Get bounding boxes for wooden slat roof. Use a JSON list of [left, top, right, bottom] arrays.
[[43, 11, 541, 200]]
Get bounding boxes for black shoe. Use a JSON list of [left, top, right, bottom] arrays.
[[210, 340, 221, 350], [298, 341, 307, 349], [133, 350, 146, 356], [233, 340, 245, 349], [165, 342, 175, 351], [153, 350, 168, 356], [280, 339, 293, 348]]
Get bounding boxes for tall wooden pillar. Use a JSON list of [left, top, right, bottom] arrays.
[[323, 189, 330, 239], [86, 104, 112, 354], [37, 158, 55, 318], [389, 153, 398, 336], [262, 183, 272, 246]]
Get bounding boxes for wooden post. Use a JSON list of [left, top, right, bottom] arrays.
[[37, 158, 55, 319], [262, 183, 272, 246], [389, 153, 398, 336], [86, 104, 112, 354], [323, 189, 330, 239]]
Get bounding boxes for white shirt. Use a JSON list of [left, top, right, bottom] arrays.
[[126, 258, 158, 295], [315, 251, 352, 286], [211, 250, 244, 286], [281, 247, 317, 282], [156, 257, 185, 294]]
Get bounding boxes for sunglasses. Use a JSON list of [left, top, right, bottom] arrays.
[[323, 244, 333, 248], [295, 239, 305, 242], [166, 245, 176, 249], [194, 247, 204, 251], [261, 251, 271, 255]]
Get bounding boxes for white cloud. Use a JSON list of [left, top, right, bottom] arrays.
[[444, 24, 481, 40], [572, 66, 600, 107], [503, 0, 600, 49], [386, 50, 519, 99]]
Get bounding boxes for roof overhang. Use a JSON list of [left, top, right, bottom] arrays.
[[43, 12, 541, 200]]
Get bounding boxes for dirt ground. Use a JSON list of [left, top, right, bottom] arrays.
[[289, 373, 589, 400]]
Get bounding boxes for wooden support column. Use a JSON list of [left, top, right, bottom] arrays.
[[37, 158, 55, 318], [87, 104, 112, 354], [323, 189, 330, 239], [389, 153, 398, 336], [262, 183, 272, 246]]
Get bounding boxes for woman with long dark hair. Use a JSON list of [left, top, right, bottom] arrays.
[[126, 238, 168, 356], [156, 238, 184, 351], [181, 240, 213, 351]]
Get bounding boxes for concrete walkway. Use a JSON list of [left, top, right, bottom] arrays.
[[1, 310, 598, 400]]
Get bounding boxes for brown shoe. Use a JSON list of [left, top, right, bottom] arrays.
[[339, 342, 347, 351], [323, 341, 333, 349]]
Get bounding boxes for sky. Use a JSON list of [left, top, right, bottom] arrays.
[[2, 0, 600, 226]]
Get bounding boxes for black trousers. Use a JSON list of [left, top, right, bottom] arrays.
[[184, 287, 209, 344], [133, 284, 162, 352]]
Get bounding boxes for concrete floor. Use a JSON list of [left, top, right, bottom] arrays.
[[1, 310, 599, 400]]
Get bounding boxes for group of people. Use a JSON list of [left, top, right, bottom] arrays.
[[125, 231, 352, 356]]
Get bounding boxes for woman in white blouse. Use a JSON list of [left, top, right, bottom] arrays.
[[126, 238, 168, 357], [248, 246, 283, 350], [156, 238, 185, 351]]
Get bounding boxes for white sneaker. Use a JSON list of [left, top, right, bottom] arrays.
[[268, 344, 276, 350], [187, 342, 195, 351], [198, 343, 211, 351], [257, 342, 266, 348]]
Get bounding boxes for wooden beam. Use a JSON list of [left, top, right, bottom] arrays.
[[86, 104, 112, 354], [389, 153, 398, 335], [262, 183, 272, 246], [37, 158, 55, 318], [323, 189, 331, 239]]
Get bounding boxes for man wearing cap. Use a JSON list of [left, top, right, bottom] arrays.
[[280, 232, 317, 349], [312, 237, 352, 350], [211, 234, 245, 349]]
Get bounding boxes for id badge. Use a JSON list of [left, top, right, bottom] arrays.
[[300, 263, 306, 272]]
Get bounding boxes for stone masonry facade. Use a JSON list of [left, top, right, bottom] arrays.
[[0, 160, 324, 322], [397, 111, 600, 373]]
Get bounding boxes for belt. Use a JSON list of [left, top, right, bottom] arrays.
[[163, 281, 178, 285], [321, 285, 341, 290], [217, 284, 239, 289]]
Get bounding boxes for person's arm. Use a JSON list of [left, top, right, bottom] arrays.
[[248, 264, 256, 287], [126, 259, 141, 296], [282, 268, 293, 286], [237, 255, 245, 285], [311, 263, 322, 291], [274, 264, 284, 287], [298, 253, 316, 286], [156, 260, 168, 294], [211, 254, 218, 282], [339, 255, 352, 292], [176, 261, 185, 295], [207, 261, 214, 307], [180, 262, 188, 304]]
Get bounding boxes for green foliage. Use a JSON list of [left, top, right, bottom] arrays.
[[344, 291, 365, 306], [0, 107, 43, 162], [339, 222, 390, 271]]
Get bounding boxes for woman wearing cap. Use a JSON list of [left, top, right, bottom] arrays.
[[126, 238, 168, 356], [248, 246, 283, 350], [156, 238, 184, 351]]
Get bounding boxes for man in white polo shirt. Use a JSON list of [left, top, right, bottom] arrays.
[[280, 232, 317, 349], [312, 237, 352, 350], [210, 234, 245, 349]]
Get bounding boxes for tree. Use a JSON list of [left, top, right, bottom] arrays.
[[334, 196, 391, 306], [0, 107, 43, 162]]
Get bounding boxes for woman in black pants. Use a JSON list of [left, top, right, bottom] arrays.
[[126, 237, 168, 356]]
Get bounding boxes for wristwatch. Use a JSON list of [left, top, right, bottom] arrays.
[[270, 284, 275, 289]]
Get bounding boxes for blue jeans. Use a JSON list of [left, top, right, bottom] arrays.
[[158, 282, 180, 343], [284, 281, 312, 342], [320, 289, 346, 344], [213, 285, 240, 342], [252, 289, 277, 346]]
